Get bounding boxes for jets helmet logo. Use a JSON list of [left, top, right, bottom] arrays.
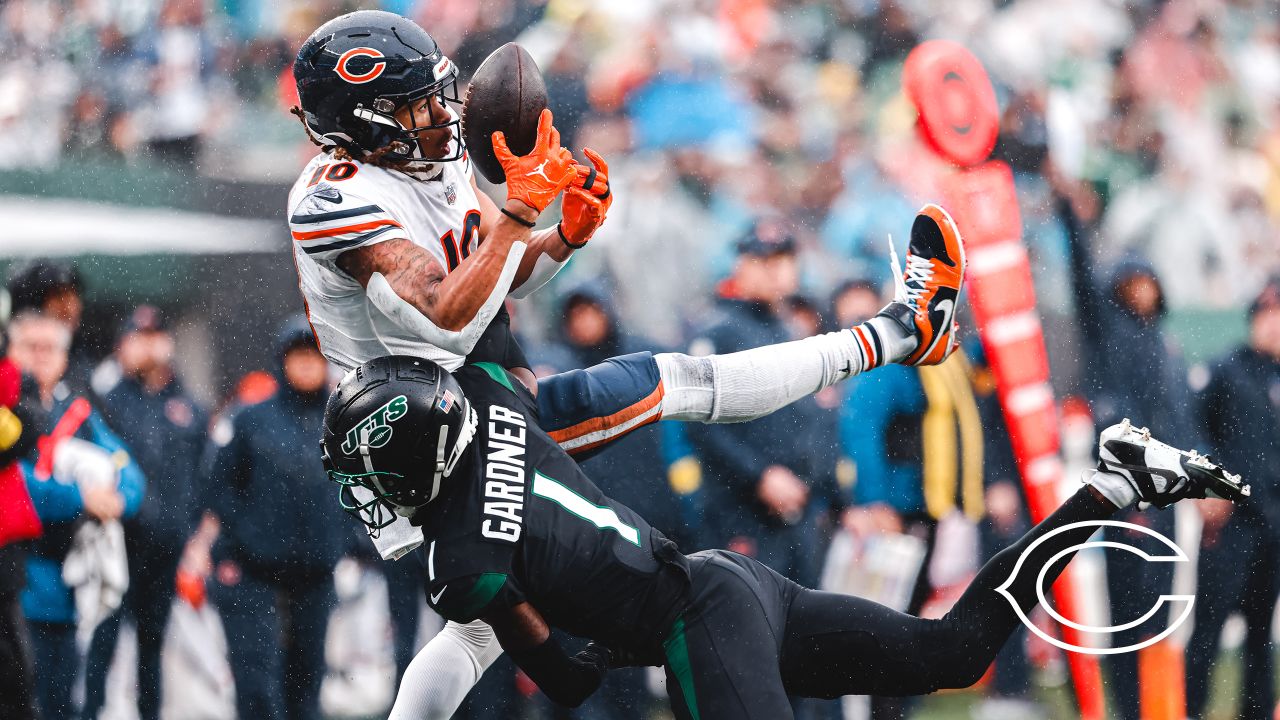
[[341, 395, 409, 454], [335, 47, 388, 84]]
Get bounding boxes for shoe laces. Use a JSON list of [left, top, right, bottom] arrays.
[[888, 236, 935, 316]]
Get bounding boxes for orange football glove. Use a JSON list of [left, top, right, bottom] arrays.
[[572, 147, 611, 200], [559, 148, 613, 248], [492, 108, 577, 213]]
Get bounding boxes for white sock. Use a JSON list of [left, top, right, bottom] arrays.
[[656, 318, 909, 424], [1085, 468, 1136, 509], [389, 620, 501, 720]]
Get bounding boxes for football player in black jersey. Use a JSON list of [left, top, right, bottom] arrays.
[[322, 355, 1250, 720]]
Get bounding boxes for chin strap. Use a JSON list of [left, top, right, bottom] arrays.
[[365, 241, 526, 357], [429, 399, 477, 503]]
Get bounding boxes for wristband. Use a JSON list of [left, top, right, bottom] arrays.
[[501, 207, 536, 228], [558, 222, 589, 249]]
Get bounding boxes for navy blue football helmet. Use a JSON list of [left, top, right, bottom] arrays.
[[294, 10, 463, 168]]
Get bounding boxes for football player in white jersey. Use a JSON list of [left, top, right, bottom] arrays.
[[289, 10, 968, 719]]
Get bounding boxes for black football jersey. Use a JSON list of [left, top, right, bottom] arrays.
[[414, 362, 690, 655]]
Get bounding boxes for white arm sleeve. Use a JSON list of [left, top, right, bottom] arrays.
[[507, 251, 567, 300], [365, 240, 527, 357], [388, 620, 503, 720]]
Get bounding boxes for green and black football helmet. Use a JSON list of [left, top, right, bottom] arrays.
[[294, 10, 463, 168], [322, 355, 477, 531]]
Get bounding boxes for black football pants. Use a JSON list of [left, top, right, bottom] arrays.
[[662, 485, 1118, 720]]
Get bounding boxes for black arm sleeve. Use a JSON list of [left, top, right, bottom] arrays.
[[507, 636, 611, 708]]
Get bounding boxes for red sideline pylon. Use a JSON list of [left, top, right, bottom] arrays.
[[905, 40, 1107, 720]]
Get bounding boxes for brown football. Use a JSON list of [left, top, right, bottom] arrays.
[[461, 42, 548, 185]]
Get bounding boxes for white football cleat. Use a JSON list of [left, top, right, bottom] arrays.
[[1096, 418, 1250, 509]]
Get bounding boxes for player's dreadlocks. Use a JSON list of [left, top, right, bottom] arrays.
[[290, 105, 405, 168]]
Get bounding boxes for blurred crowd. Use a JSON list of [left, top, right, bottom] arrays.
[[3, 0, 1280, 320], [2, 0, 1280, 719]]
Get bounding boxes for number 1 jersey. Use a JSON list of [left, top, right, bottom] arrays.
[[286, 152, 483, 372], [415, 363, 692, 659]]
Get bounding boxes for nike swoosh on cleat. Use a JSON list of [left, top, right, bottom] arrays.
[[917, 295, 956, 360], [1105, 461, 1184, 486], [430, 586, 447, 605]]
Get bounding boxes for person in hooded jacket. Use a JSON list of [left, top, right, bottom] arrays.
[[685, 225, 840, 590], [1182, 277, 1280, 720], [203, 317, 347, 720], [1064, 204, 1203, 720], [82, 306, 208, 720]]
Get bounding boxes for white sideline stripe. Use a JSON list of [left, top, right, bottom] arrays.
[[985, 311, 1041, 345], [531, 473, 641, 546], [1026, 455, 1062, 486], [967, 241, 1026, 276], [556, 403, 663, 451], [427, 540, 436, 581], [1007, 382, 1054, 416]]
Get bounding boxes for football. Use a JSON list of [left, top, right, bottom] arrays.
[[461, 42, 548, 185]]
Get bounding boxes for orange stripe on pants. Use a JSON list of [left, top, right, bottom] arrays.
[[550, 382, 665, 454]]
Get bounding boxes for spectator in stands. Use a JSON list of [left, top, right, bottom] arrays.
[[831, 278, 885, 331], [1064, 203, 1203, 720], [6, 260, 93, 394], [686, 222, 837, 587], [138, 0, 215, 165], [0, 350, 47, 720], [7, 310, 145, 720], [203, 317, 346, 720], [1184, 277, 1280, 720], [82, 306, 208, 720]]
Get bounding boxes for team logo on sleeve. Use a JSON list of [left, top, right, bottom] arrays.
[[341, 395, 409, 454], [335, 47, 388, 84]]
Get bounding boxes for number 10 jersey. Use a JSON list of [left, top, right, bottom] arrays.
[[285, 151, 483, 372]]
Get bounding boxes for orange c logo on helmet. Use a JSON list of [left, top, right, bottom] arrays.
[[335, 47, 387, 84]]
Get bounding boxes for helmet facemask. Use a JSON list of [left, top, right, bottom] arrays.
[[353, 71, 464, 171]]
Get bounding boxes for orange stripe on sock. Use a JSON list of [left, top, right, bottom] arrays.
[[853, 326, 875, 367], [564, 411, 663, 456], [551, 382, 665, 451]]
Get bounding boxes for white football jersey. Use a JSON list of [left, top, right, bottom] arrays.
[[286, 151, 483, 371]]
